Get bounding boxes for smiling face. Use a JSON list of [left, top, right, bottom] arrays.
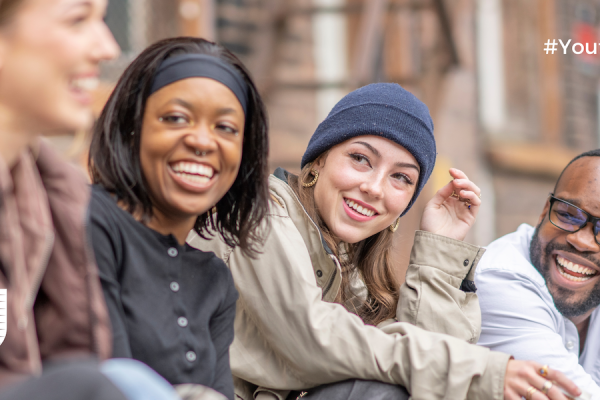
[[530, 156, 600, 318], [140, 77, 245, 227], [312, 135, 419, 244], [0, 0, 119, 134]]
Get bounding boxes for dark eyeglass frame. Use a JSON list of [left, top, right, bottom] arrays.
[[548, 193, 600, 245]]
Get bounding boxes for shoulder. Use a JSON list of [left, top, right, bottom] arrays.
[[88, 185, 132, 241], [477, 224, 541, 278], [90, 184, 118, 215], [267, 174, 295, 219], [476, 224, 553, 302], [188, 246, 229, 273], [186, 246, 238, 299]]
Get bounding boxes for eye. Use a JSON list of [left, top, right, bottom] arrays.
[[349, 153, 371, 167], [159, 114, 189, 125], [557, 211, 582, 222], [392, 172, 414, 185], [64, 6, 92, 26], [215, 123, 239, 135]]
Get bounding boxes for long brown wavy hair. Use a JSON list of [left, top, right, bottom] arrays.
[[289, 153, 400, 326]]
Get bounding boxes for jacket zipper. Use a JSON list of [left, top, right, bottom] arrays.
[[286, 182, 337, 297], [322, 263, 337, 297], [275, 176, 341, 298]]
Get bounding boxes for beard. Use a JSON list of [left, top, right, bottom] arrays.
[[530, 222, 600, 317]]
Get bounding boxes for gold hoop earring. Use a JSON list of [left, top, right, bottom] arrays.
[[302, 169, 319, 188], [389, 217, 400, 233]]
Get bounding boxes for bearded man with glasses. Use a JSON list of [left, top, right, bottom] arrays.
[[476, 149, 600, 399]]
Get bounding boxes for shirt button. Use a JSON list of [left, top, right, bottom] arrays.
[[463, 259, 469, 267], [177, 317, 188, 327], [316, 270, 323, 277], [566, 341, 575, 350], [170, 282, 180, 292], [185, 351, 197, 362], [168, 247, 178, 257]]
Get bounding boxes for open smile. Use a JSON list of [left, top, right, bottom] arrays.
[[69, 75, 99, 105], [343, 197, 378, 221], [553, 254, 599, 284], [169, 161, 217, 191]]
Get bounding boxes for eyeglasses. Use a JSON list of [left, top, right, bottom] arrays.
[[548, 194, 600, 245]]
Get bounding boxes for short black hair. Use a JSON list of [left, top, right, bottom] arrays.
[[554, 148, 600, 193], [89, 37, 269, 256]]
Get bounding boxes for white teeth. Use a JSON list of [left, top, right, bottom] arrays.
[[171, 162, 214, 178], [71, 77, 99, 91], [174, 173, 210, 184], [556, 255, 597, 282], [344, 199, 375, 217]]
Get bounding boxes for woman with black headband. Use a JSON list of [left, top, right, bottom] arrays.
[[88, 37, 269, 400]]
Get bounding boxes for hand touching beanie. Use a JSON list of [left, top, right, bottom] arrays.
[[301, 83, 436, 216]]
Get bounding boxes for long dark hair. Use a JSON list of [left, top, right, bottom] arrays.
[[290, 157, 399, 326], [89, 37, 269, 256], [0, 0, 23, 26]]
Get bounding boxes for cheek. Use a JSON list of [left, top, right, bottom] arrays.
[[139, 133, 167, 182], [218, 138, 244, 185], [385, 187, 414, 215], [324, 164, 362, 192]]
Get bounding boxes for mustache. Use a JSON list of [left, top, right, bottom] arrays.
[[546, 241, 600, 270]]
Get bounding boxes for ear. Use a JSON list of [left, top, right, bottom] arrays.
[[312, 153, 328, 171], [537, 198, 551, 226]]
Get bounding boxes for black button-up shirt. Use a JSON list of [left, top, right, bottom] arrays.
[[89, 185, 237, 400]]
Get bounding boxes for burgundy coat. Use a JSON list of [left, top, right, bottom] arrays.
[[0, 140, 111, 386]]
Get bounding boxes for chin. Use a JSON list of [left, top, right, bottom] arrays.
[[44, 111, 93, 135], [172, 199, 214, 218], [334, 228, 371, 245]]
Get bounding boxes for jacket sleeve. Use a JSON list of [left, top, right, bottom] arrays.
[[193, 214, 509, 400], [89, 195, 132, 358], [397, 230, 485, 343]]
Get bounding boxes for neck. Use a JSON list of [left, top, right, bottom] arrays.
[[0, 106, 38, 168], [145, 208, 197, 245]]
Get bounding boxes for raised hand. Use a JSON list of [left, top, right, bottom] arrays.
[[419, 168, 481, 241]]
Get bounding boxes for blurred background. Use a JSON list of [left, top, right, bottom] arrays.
[[51, 0, 600, 280]]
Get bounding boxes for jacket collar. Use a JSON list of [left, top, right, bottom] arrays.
[[272, 167, 334, 256]]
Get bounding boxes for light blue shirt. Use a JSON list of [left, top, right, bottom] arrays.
[[476, 224, 600, 399]]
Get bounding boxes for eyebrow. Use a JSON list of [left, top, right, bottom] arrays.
[[166, 99, 240, 116], [353, 141, 420, 172], [61, 0, 93, 12], [557, 196, 587, 211]]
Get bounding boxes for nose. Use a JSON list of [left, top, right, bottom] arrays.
[[566, 222, 600, 253], [92, 21, 120, 62], [359, 173, 384, 199], [185, 123, 219, 155]]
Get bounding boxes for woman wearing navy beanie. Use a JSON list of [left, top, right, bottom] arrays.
[[190, 83, 577, 400]]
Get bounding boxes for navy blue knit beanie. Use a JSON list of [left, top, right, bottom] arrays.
[[301, 83, 436, 216]]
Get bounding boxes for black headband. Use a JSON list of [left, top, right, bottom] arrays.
[[150, 54, 249, 114]]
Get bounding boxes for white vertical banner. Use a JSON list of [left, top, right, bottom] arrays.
[[312, 0, 348, 122], [476, 0, 506, 135], [0, 289, 6, 345]]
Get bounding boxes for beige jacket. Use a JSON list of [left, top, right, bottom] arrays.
[[188, 171, 510, 400]]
